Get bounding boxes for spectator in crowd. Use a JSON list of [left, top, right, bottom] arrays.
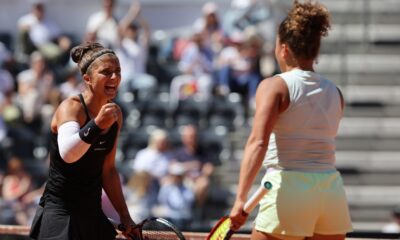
[[1, 157, 33, 203], [0, 40, 20, 79], [0, 156, 34, 225], [0, 108, 6, 151], [193, 2, 225, 55], [59, 66, 84, 100], [155, 162, 195, 230], [223, 0, 273, 36], [15, 51, 60, 131], [85, 0, 119, 49], [131, 128, 172, 183], [115, 0, 156, 99], [170, 125, 215, 208], [16, 0, 71, 65], [170, 31, 215, 107], [382, 206, 400, 233], [215, 30, 262, 108], [0, 62, 15, 99], [0, 42, 13, 70], [125, 171, 158, 222]]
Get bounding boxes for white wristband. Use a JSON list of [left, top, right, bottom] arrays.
[[58, 121, 91, 163]]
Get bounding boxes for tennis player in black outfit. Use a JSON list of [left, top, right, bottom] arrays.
[[29, 42, 135, 239]]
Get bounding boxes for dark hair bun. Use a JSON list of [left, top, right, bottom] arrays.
[[70, 45, 84, 63], [70, 42, 104, 64], [278, 0, 331, 60], [288, 0, 331, 38]]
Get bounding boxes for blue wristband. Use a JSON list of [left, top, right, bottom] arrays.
[[79, 119, 103, 144]]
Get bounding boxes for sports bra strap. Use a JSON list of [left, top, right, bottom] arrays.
[[78, 94, 91, 120]]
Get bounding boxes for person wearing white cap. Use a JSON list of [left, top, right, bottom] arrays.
[[193, 2, 225, 55]]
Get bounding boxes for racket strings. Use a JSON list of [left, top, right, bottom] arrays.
[[209, 218, 232, 240], [141, 220, 182, 240]]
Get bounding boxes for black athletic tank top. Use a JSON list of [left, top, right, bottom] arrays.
[[44, 94, 119, 210]]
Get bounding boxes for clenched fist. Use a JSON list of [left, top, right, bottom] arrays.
[[94, 103, 120, 129]]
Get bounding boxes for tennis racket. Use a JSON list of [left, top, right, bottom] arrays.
[[109, 217, 186, 240], [206, 181, 273, 240]]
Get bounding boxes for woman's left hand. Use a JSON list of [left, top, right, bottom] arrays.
[[119, 214, 137, 239]]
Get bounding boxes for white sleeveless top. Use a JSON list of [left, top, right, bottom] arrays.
[[263, 69, 342, 172]]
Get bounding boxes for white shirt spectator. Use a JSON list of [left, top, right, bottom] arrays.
[[86, 11, 119, 49], [132, 148, 170, 180], [116, 37, 148, 81], [17, 13, 61, 47]]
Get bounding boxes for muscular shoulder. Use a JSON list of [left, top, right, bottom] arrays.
[[51, 96, 85, 132], [256, 76, 290, 112], [257, 76, 288, 97]]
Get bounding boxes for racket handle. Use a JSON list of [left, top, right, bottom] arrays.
[[118, 224, 126, 232], [108, 218, 126, 231], [243, 181, 272, 214]]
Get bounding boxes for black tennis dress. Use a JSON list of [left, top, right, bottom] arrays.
[[30, 95, 119, 240]]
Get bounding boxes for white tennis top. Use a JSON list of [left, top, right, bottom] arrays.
[[264, 69, 342, 172]]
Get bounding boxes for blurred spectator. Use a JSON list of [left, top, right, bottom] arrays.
[[154, 163, 195, 230], [1, 157, 33, 201], [382, 206, 400, 233], [131, 129, 172, 182], [223, 0, 272, 35], [115, 0, 156, 98], [16, 0, 71, 65], [15, 51, 60, 131], [0, 41, 20, 78], [193, 2, 225, 55], [125, 171, 158, 222], [170, 125, 215, 208], [215, 31, 262, 108], [85, 0, 119, 49], [0, 111, 6, 146], [0, 156, 34, 225], [170, 32, 215, 106], [0, 42, 12, 69], [58, 66, 84, 100], [0, 64, 15, 99]]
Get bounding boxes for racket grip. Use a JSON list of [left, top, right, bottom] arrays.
[[243, 181, 272, 213], [118, 224, 126, 232], [108, 218, 127, 231]]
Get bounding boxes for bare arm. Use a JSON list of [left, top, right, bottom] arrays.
[[229, 76, 289, 230], [52, 96, 85, 132], [118, 0, 141, 36], [138, 16, 150, 49], [101, 107, 134, 230]]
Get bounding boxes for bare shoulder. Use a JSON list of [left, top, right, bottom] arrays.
[[51, 96, 85, 131], [257, 75, 288, 95], [256, 76, 290, 112]]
